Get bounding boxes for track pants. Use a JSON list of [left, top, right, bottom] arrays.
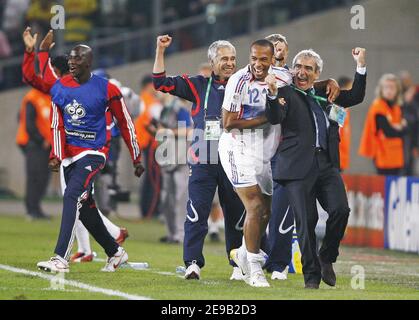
[[264, 152, 294, 272], [183, 163, 245, 268], [54, 155, 118, 260]]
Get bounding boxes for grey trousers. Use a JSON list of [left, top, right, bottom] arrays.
[[161, 165, 189, 242], [23, 144, 50, 217]]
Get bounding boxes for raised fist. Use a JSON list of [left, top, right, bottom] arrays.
[[265, 74, 278, 97], [352, 47, 366, 67], [156, 35, 172, 50]]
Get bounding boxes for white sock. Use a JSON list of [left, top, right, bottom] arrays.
[[98, 209, 120, 239], [75, 220, 91, 254], [237, 244, 247, 260], [217, 219, 225, 230], [241, 236, 246, 250], [247, 251, 264, 275], [208, 218, 219, 234], [237, 236, 247, 257]]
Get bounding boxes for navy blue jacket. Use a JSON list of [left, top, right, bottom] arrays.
[[153, 71, 227, 164]]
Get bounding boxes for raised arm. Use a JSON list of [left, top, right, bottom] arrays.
[[38, 29, 59, 84], [152, 35, 198, 103], [21, 27, 55, 93], [153, 34, 171, 74], [335, 47, 367, 107]]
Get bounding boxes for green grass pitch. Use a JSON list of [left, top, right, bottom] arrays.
[[0, 215, 418, 300]]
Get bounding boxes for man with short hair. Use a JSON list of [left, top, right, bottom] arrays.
[[263, 33, 340, 281], [219, 39, 293, 287], [157, 95, 191, 244], [265, 48, 366, 288], [21, 27, 131, 263], [135, 75, 163, 218], [16, 87, 52, 220], [263, 33, 293, 281], [152, 35, 246, 281], [36, 44, 144, 273]]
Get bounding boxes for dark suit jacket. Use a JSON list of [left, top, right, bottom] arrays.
[[266, 71, 366, 180]]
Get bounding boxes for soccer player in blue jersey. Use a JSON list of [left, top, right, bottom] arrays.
[[37, 45, 144, 273], [21, 27, 131, 264]]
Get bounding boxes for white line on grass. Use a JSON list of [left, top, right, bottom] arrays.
[[0, 264, 151, 300]]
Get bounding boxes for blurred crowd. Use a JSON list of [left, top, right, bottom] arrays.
[[0, 0, 356, 91]]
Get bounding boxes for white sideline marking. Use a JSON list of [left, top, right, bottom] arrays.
[[0, 264, 151, 300]]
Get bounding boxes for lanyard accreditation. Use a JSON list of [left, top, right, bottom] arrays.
[[203, 76, 222, 140]]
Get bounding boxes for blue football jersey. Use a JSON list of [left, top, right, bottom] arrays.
[[51, 74, 109, 150]]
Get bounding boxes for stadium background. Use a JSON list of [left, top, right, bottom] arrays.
[[0, 0, 418, 300], [0, 0, 418, 196]]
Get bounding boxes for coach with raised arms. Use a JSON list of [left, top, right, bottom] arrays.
[[265, 47, 367, 289]]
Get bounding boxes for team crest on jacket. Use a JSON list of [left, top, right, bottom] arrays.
[[65, 99, 86, 125]]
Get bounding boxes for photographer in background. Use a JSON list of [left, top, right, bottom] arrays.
[[156, 94, 192, 244]]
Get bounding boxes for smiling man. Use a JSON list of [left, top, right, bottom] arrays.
[[36, 44, 144, 273], [218, 39, 292, 287], [152, 35, 246, 281], [265, 48, 366, 289], [21, 28, 132, 264]]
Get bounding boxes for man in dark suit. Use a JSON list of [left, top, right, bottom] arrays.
[[265, 47, 366, 289]]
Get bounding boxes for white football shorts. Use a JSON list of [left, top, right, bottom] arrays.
[[218, 131, 273, 196]]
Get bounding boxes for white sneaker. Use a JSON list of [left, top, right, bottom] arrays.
[[184, 261, 200, 280], [101, 247, 128, 272], [37, 256, 69, 273], [230, 266, 244, 281], [271, 266, 288, 280], [230, 248, 250, 282], [250, 271, 270, 287]]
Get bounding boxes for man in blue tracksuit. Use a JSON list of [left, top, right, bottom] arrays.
[[263, 33, 294, 279], [152, 35, 245, 280]]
